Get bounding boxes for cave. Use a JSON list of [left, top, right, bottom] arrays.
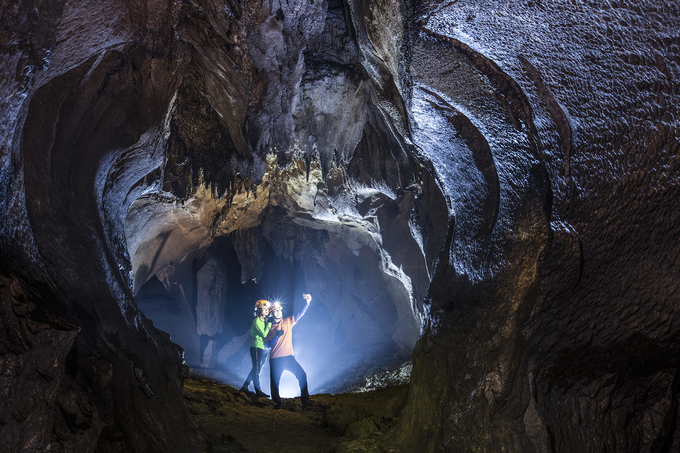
[[2, 0, 679, 452], [133, 203, 435, 394]]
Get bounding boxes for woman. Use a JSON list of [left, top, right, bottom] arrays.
[[240, 299, 272, 398]]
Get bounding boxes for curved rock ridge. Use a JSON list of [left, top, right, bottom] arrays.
[[1, 0, 679, 451], [393, 1, 680, 452]]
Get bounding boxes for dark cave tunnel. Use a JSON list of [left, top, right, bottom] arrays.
[[2, 0, 679, 452]]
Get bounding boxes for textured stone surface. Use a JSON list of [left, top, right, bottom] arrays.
[[0, 274, 82, 452], [1, 0, 678, 451], [196, 255, 228, 338], [394, 0, 680, 452]]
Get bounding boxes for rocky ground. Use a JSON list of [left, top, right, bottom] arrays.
[[183, 371, 408, 453]]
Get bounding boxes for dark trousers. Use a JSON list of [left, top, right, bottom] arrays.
[[269, 355, 309, 405], [243, 347, 268, 391]]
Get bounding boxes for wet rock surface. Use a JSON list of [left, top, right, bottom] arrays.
[[396, 1, 680, 452], [1, 0, 679, 451]]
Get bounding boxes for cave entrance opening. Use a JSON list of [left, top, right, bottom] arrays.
[[125, 150, 449, 393], [134, 222, 417, 394]]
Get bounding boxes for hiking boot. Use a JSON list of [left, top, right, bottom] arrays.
[[254, 390, 270, 398], [240, 386, 254, 397]]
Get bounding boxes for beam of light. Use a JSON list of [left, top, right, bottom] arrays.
[[262, 294, 291, 315], [158, 281, 412, 397], [277, 372, 303, 398], [292, 344, 344, 394]]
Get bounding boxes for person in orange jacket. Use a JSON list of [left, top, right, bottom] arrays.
[[264, 293, 312, 408]]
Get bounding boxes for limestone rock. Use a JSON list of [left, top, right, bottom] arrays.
[[0, 275, 82, 452], [196, 255, 229, 337], [1, 0, 678, 451]]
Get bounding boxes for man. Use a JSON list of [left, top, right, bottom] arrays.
[[264, 293, 312, 408]]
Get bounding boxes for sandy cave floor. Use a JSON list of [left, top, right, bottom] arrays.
[[183, 372, 408, 453]]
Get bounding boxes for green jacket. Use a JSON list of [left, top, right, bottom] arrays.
[[251, 317, 272, 349]]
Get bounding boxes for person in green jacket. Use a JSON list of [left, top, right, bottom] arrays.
[[240, 299, 272, 398]]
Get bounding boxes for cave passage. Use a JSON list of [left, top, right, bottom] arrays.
[[134, 218, 425, 395], [121, 139, 447, 395]]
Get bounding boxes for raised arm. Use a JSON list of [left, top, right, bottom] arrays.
[[294, 293, 312, 322]]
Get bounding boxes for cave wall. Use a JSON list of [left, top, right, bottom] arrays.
[[1, 0, 679, 452], [1, 0, 201, 451], [395, 1, 680, 452]]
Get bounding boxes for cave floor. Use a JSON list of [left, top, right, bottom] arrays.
[[183, 373, 407, 453]]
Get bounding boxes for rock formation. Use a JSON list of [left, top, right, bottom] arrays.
[[1, 0, 678, 451]]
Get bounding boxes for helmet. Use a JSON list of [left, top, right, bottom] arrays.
[[270, 301, 282, 311], [254, 300, 270, 310]]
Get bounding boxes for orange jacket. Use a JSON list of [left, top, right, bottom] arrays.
[[265, 302, 309, 358]]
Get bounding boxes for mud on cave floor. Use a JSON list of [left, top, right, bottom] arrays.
[[183, 372, 408, 453]]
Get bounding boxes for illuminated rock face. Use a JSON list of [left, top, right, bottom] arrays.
[[394, 2, 680, 452], [1, 0, 678, 452], [125, 152, 443, 374]]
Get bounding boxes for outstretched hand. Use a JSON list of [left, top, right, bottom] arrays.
[[303, 293, 312, 303]]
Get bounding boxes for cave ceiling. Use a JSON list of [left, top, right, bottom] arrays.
[[1, 0, 679, 452]]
